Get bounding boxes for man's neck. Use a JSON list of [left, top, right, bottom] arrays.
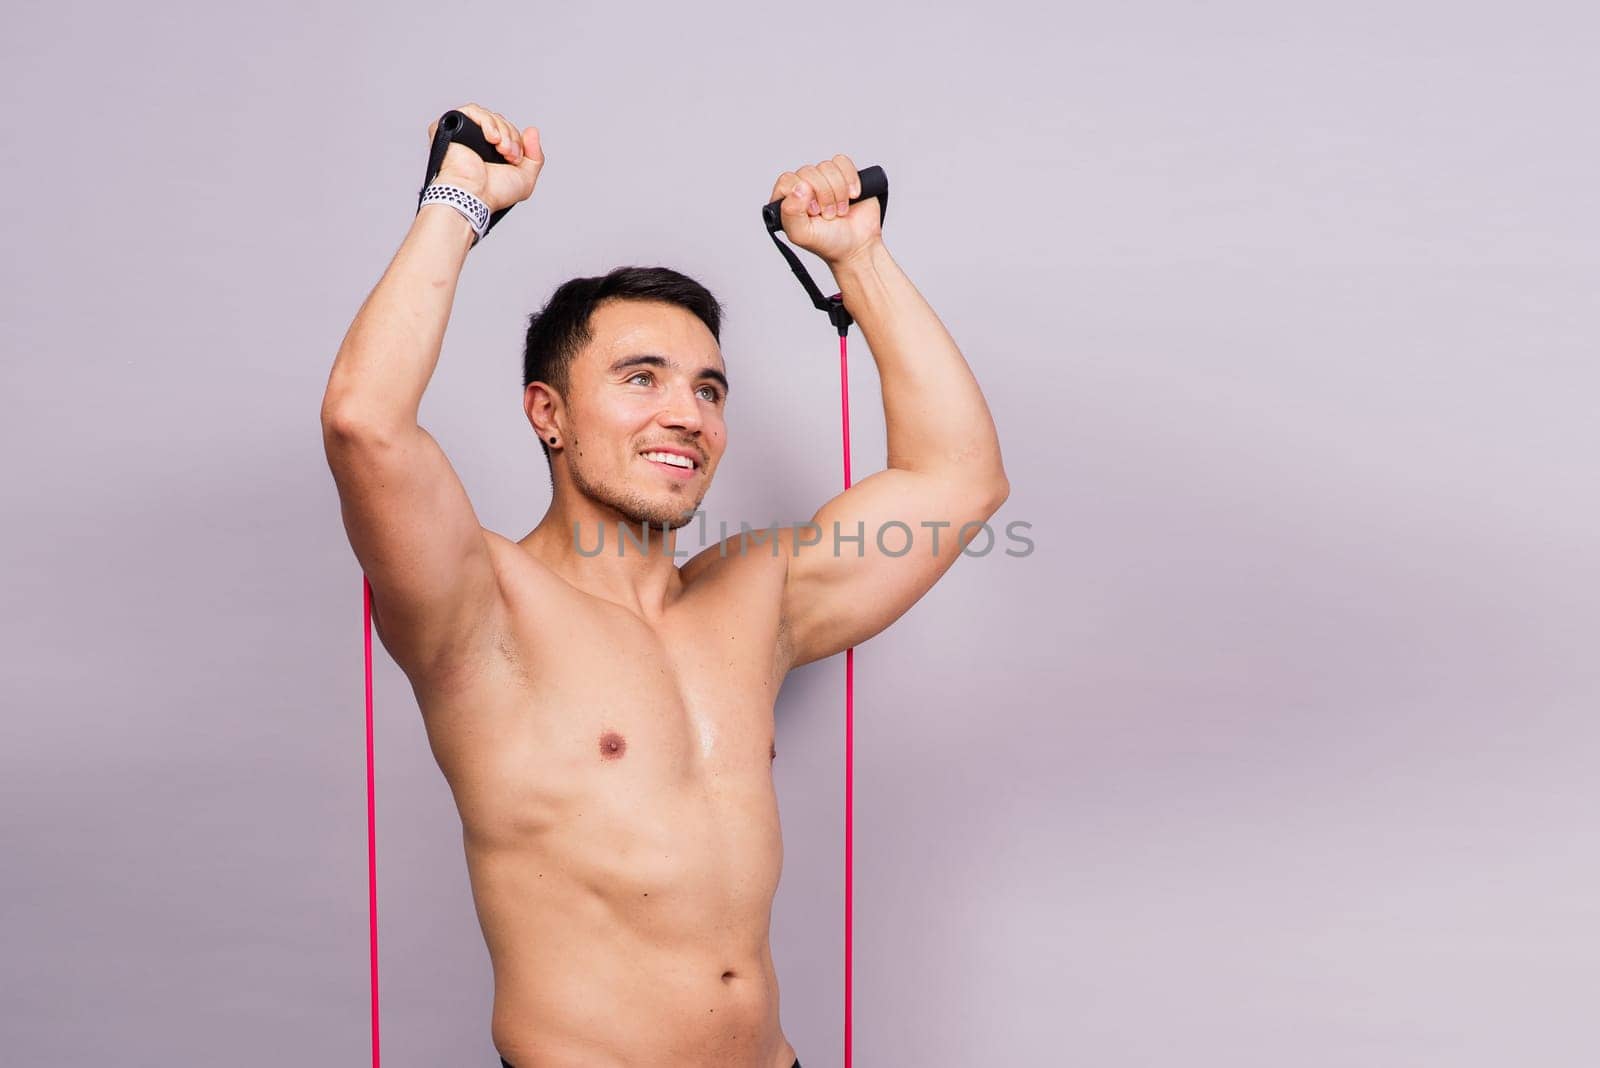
[[519, 493, 690, 622]]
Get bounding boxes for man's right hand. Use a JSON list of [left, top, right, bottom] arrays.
[[427, 102, 544, 211]]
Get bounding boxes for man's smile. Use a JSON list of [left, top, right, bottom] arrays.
[[640, 447, 701, 480]]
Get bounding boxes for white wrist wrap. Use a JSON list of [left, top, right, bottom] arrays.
[[418, 182, 490, 246]]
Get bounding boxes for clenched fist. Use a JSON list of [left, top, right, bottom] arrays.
[[769, 153, 882, 266], [427, 102, 544, 213]]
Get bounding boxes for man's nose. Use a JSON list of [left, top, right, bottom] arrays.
[[657, 383, 703, 432]]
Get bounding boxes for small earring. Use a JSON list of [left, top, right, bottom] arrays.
[[548, 436, 558, 444]]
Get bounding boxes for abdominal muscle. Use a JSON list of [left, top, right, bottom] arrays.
[[465, 781, 789, 1067], [410, 563, 797, 1068]]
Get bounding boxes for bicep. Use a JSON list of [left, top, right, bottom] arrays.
[[322, 415, 505, 678]]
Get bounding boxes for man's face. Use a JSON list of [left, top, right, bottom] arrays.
[[558, 299, 728, 530]]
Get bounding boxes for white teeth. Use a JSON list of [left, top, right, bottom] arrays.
[[643, 451, 694, 469]]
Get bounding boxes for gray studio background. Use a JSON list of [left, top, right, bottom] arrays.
[[3, 1, 1597, 1065]]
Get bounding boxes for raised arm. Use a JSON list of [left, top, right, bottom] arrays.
[[320, 104, 542, 683], [767, 158, 1009, 669]]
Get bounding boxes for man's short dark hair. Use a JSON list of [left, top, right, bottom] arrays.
[[522, 265, 725, 463]]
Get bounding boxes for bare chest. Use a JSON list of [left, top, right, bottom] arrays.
[[424, 555, 790, 848]]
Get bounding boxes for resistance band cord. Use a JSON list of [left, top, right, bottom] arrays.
[[837, 330, 856, 1068], [760, 166, 888, 1068], [360, 111, 889, 1068], [362, 577, 380, 1068]]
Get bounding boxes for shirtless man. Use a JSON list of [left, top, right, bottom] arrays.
[[320, 103, 1009, 1067]]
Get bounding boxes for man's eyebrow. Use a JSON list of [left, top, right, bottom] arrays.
[[609, 353, 730, 395], [700, 366, 730, 395]]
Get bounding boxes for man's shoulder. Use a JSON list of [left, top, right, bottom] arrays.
[[481, 526, 537, 577], [479, 527, 577, 606], [678, 525, 796, 588], [678, 528, 797, 677]]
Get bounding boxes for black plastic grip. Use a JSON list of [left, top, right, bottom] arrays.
[[437, 110, 501, 162], [762, 164, 888, 233], [418, 110, 517, 240]]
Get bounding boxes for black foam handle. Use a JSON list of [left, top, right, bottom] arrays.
[[418, 110, 517, 239], [438, 109, 500, 164], [762, 164, 888, 233]]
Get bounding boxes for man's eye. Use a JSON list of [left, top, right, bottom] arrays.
[[697, 385, 722, 402], [628, 372, 653, 385]]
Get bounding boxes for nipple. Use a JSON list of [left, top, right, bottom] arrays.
[[598, 731, 627, 760]]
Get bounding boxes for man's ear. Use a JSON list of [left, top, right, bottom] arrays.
[[525, 381, 564, 442]]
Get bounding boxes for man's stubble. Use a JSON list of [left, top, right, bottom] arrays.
[[566, 435, 704, 532]]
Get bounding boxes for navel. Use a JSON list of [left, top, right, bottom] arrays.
[[598, 730, 627, 760]]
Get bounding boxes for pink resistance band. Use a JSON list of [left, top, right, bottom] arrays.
[[362, 576, 380, 1066], [837, 331, 857, 1066], [359, 336, 858, 1068]]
